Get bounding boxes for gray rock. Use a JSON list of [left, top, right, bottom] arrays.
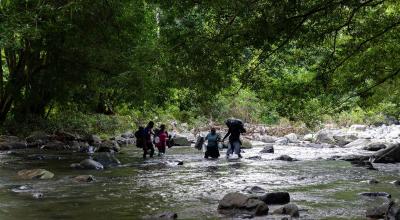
[[260, 144, 274, 153], [367, 179, 379, 184], [244, 186, 266, 194], [275, 137, 289, 145], [241, 139, 253, 149], [363, 142, 387, 151], [26, 131, 50, 144], [121, 131, 134, 139], [72, 159, 104, 170], [372, 143, 400, 163], [359, 192, 391, 198], [73, 175, 95, 183], [94, 152, 121, 168], [333, 134, 358, 146], [261, 135, 277, 143], [391, 180, 400, 186], [86, 135, 101, 145], [315, 130, 336, 145], [218, 192, 269, 216], [247, 156, 262, 160], [343, 139, 371, 148], [284, 133, 298, 143], [40, 140, 69, 151], [366, 203, 389, 219], [0, 136, 27, 150], [350, 124, 367, 131], [275, 155, 297, 162], [172, 135, 191, 146], [17, 169, 54, 180], [32, 192, 44, 199], [387, 201, 400, 220], [301, 143, 335, 148], [259, 192, 290, 205], [272, 203, 299, 217], [303, 133, 314, 142], [95, 140, 120, 153]]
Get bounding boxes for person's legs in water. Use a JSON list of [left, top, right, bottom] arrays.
[[226, 143, 233, 158], [233, 141, 242, 158], [149, 144, 154, 158], [143, 147, 148, 159]]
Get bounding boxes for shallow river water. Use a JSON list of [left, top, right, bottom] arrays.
[[0, 143, 399, 220]]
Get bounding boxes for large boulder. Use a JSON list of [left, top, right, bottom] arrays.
[[259, 192, 290, 205], [284, 133, 298, 143], [315, 130, 336, 145], [260, 135, 277, 143], [366, 203, 390, 219], [372, 143, 400, 163], [333, 134, 358, 147], [275, 137, 289, 145], [241, 139, 253, 149], [71, 159, 104, 170], [94, 152, 121, 168], [95, 140, 120, 153], [260, 144, 274, 153], [303, 133, 314, 142], [363, 142, 387, 151], [17, 169, 54, 180], [172, 134, 191, 146], [343, 139, 371, 149], [0, 136, 27, 150], [218, 192, 269, 216], [272, 203, 299, 217], [54, 130, 80, 142], [26, 131, 51, 146], [387, 201, 400, 220]]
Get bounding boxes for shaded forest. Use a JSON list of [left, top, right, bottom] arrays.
[[1, 0, 399, 134]]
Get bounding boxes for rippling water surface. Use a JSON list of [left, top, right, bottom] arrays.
[[0, 143, 399, 220]]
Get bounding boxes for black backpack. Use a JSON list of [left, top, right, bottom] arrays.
[[134, 126, 145, 148]]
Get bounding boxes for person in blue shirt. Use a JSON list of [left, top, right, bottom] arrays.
[[204, 127, 221, 159], [143, 121, 155, 159]]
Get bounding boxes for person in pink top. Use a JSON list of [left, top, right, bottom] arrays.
[[155, 124, 169, 156]]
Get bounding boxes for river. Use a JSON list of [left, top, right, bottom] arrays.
[[0, 143, 399, 219]]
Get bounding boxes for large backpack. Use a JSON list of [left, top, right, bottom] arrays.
[[226, 118, 246, 133], [134, 126, 145, 148]]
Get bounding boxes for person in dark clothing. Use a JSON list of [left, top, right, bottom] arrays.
[[222, 119, 246, 158], [204, 127, 221, 159], [143, 121, 155, 159]]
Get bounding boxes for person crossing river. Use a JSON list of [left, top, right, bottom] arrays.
[[222, 119, 246, 159]]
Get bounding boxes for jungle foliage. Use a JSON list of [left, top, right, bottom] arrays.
[[1, 0, 399, 132]]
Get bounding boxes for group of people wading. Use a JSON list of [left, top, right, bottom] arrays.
[[135, 119, 246, 159]]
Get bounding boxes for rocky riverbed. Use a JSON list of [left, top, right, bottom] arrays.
[[0, 124, 400, 219]]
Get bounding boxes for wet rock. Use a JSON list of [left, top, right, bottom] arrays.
[[71, 159, 104, 170], [315, 130, 336, 145], [366, 202, 389, 219], [247, 156, 262, 160], [390, 180, 400, 186], [343, 139, 371, 149], [261, 135, 277, 143], [177, 161, 183, 165], [367, 179, 379, 184], [387, 201, 400, 220], [32, 192, 44, 199], [218, 192, 269, 216], [172, 135, 191, 146], [272, 203, 299, 217], [301, 143, 335, 148], [73, 175, 95, 183], [333, 134, 358, 147], [241, 139, 253, 149], [275, 155, 297, 162], [275, 137, 289, 145], [54, 130, 79, 142], [363, 142, 387, 151], [259, 192, 290, 205], [26, 131, 51, 146], [350, 160, 377, 170], [11, 185, 33, 193], [372, 143, 400, 163], [143, 211, 178, 219], [235, 213, 254, 219], [17, 169, 54, 180], [260, 144, 274, 153], [0, 135, 27, 150], [94, 152, 121, 167], [86, 135, 101, 145], [284, 133, 298, 143], [244, 186, 266, 194], [339, 155, 370, 162], [40, 140, 69, 151], [95, 140, 120, 153], [359, 192, 391, 198]]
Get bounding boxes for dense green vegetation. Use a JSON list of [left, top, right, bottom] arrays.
[[1, 0, 399, 135]]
